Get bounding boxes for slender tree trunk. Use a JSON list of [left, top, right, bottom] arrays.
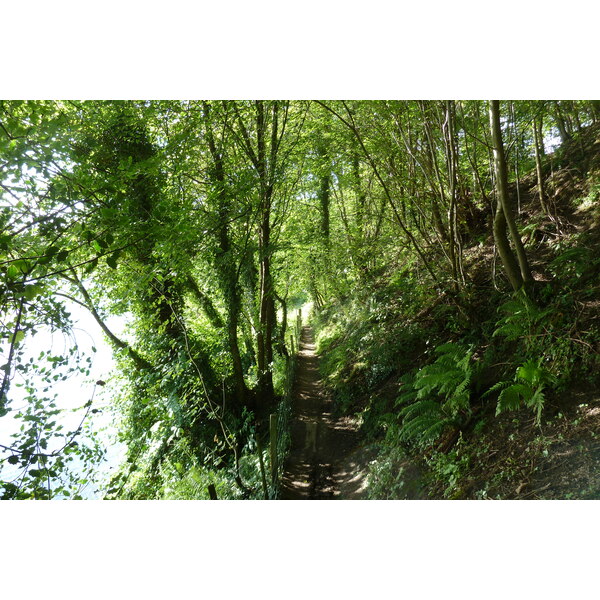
[[489, 100, 533, 292], [319, 101, 439, 284], [351, 150, 369, 276], [509, 102, 522, 215], [274, 292, 289, 358], [257, 210, 275, 401], [228, 293, 248, 407], [317, 142, 331, 242], [444, 100, 465, 289], [536, 113, 545, 158], [492, 192, 524, 291], [352, 151, 365, 236], [571, 102, 582, 133], [68, 271, 152, 371], [532, 117, 547, 214], [458, 101, 490, 208], [387, 102, 450, 260]]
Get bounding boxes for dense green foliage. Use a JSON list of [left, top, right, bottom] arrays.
[[310, 106, 600, 499], [2, 100, 600, 499]]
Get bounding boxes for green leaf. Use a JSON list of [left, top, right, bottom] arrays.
[[85, 258, 98, 273], [23, 284, 43, 301], [7, 265, 20, 280], [100, 207, 115, 220], [7, 455, 19, 465], [12, 259, 30, 274]]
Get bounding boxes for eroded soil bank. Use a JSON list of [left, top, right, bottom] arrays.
[[280, 327, 373, 499]]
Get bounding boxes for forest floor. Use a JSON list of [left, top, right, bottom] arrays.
[[280, 327, 375, 499]]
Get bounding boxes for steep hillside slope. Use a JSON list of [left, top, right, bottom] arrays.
[[312, 123, 600, 500]]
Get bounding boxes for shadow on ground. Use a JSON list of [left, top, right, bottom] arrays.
[[280, 327, 374, 500]]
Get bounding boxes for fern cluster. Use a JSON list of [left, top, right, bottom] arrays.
[[396, 343, 477, 447], [493, 286, 596, 386], [484, 359, 555, 425]]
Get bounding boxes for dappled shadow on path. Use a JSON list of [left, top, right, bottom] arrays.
[[280, 327, 369, 500]]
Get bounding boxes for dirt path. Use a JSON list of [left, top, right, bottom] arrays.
[[280, 327, 372, 500]]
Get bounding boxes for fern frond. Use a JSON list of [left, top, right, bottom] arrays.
[[525, 388, 545, 425], [419, 419, 448, 442], [495, 383, 529, 416], [399, 399, 447, 444], [434, 342, 463, 356], [516, 360, 543, 386], [453, 373, 472, 398], [395, 388, 418, 407], [395, 342, 476, 445], [444, 390, 470, 415], [482, 379, 512, 398], [399, 398, 440, 420], [493, 320, 525, 340]]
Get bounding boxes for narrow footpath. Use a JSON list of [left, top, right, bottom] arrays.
[[280, 326, 370, 499]]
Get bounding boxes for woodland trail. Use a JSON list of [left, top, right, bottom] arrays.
[[280, 327, 371, 499]]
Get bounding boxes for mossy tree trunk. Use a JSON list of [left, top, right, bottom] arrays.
[[202, 101, 249, 411]]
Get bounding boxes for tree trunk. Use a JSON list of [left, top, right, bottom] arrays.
[[532, 117, 547, 214], [352, 150, 365, 236], [590, 100, 600, 123], [203, 101, 249, 409], [444, 100, 465, 289], [492, 193, 524, 291], [255, 100, 277, 404], [320, 101, 439, 285], [317, 142, 331, 242], [489, 100, 533, 292]]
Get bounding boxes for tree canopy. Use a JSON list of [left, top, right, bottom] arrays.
[[2, 99, 599, 499]]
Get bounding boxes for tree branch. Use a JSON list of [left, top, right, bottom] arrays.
[[67, 269, 153, 371]]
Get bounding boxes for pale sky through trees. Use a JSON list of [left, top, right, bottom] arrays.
[[0, 299, 126, 497]]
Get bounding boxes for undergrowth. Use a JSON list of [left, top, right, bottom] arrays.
[[313, 151, 600, 499]]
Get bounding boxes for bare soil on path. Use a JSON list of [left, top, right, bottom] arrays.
[[280, 327, 373, 499]]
